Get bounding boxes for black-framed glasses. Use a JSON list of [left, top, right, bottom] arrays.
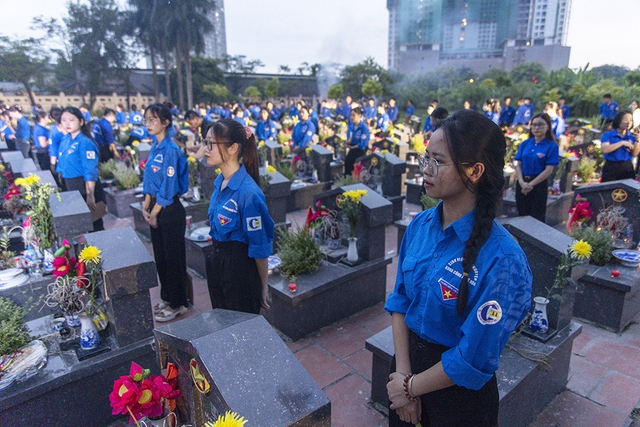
[[203, 138, 229, 150], [531, 123, 547, 128], [418, 154, 455, 177]]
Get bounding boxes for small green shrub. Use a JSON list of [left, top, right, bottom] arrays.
[[577, 157, 596, 183], [99, 159, 119, 180], [276, 162, 295, 182], [113, 165, 141, 190], [570, 225, 613, 266], [0, 297, 32, 356], [333, 174, 357, 188], [277, 226, 323, 281]]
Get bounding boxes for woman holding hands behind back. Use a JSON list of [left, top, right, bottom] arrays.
[[203, 119, 274, 314], [385, 110, 532, 426], [600, 110, 638, 182]]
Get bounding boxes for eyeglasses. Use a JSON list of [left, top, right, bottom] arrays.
[[531, 123, 547, 128], [144, 118, 159, 126], [203, 138, 229, 150], [418, 154, 455, 177]]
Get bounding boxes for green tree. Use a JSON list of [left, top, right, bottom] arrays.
[[264, 77, 279, 99], [244, 86, 261, 99], [190, 56, 225, 103], [0, 37, 49, 106], [509, 62, 548, 84], [340, 57, 392, 98], [327, 83, 344, 100], [202, 83, 235, 103], [361, 78, 383, 98], [592, 65, 630, 79], [625, 70, 640, 87], [222, 55, 265, 74]]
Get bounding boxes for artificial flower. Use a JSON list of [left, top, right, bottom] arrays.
[[207, 411, 248, 427], [132, 140, 139, 147], [570, 240, 592, 259], [258, 140, 265, 148], [79, 246, 102, 265], [109, 376, 140, 416]]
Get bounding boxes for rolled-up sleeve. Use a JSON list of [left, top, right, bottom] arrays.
[[242, 192, 274, 259]]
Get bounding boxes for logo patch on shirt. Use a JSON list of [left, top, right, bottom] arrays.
[[167, 166, 175, 177], [477, 300, 502, 325], [438, 278, 458, 301], [307, 131, 313, 136], [151, 166, 160, 173], [222, 199, 238, 213], [218, 214, 232, 226], [153, 154, 163, 163], [246, 216, 262, 231], [86, 151, 96, 160], [537, 153, 545, 158]]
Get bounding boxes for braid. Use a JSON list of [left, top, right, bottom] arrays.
[[456, 182, 502, 316]]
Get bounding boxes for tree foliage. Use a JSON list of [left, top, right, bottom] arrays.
[[361, 78, 383, 98], [264, 77, 279, 99], [327, 83, 344, 100], [340, 57, 393, 99], [0, 37, 49, 106]]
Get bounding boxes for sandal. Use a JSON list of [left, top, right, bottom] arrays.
[[153, 301, 169, 314], [154, 306, 188, 322]]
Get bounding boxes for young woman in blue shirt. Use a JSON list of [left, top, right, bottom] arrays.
[[291, 106, 316, 153], [32, 111, 51, 171], [203, 119, 274, 314], [344, 107, 370, 176], [386, 110, 532, 426], [58, 107, 105, 231], [8, 106, 32, 158], [600, 111, 638, 182], [514, 113, 559, 223], [255, 108, 277, 142]]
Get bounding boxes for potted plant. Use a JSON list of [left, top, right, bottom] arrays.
[[0, 297, 32, 357]]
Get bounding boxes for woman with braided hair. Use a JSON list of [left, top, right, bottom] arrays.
[[385, 110, 532, 426]]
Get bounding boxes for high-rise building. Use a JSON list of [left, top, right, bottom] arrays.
[[387, 0, 572, 74], [203, 0, 227, 60]]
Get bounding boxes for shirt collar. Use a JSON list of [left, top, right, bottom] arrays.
[[426, 202, 476, 242], [225, 164, 248, 191]]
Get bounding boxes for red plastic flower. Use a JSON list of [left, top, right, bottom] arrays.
[[52, 256, 71, 277], [132, 378, 164, 419], [109, 376, 140, 416]]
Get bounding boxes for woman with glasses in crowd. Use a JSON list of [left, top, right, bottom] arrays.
[[142, 103, 190, 322], [203, 119, 274, 314], [514, 113, 559, 223], [600, 110, 638, 182], [386, 110, 532, 427]]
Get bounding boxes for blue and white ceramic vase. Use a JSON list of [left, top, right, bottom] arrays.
[[529, 296, 549, 333], [64, 311, 81, 328], [79, 313, 100, 350]]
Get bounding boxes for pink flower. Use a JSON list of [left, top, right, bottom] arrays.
[[109, 376, 140, 416]]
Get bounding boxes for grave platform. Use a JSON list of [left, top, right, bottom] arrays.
[[131, 200, 208, 240], [286, 181, 332, 213], [501, 188, 574, 226], [405, 178, 422, 206], [104, 187, 140, 218]]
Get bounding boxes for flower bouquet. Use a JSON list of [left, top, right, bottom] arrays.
[[14, 174, 58, 250], [336, 189, 367, 238], [109, 361, 182, 426], [566, 195, 593, 232]]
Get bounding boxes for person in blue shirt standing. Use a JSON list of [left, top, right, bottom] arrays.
[[320, 100, 331, 119], [344, 107, 370, 176], [267, 101, 281, 122], [32, 111, 51, 171], [0, 110, 17, 151], [80, 105, 92, 124], [558, 97, 570, 120], [288, 99, 299, 120], [115, 104, 127, 126], [232, 107, 247, 126], [255, 108, 277, 141], [422, 104, 436, 136], [499, 96, 516, 127], [373, 103, 390, 138], [600, 111, 638, 182], [405, 100, 415, 122], [203, 119, 274, 314], [141, 103, 190, 322], [385, 110, 532, 427], [129, 104, 143, 125], [92, 109, 120, 163], [513, 98, 533, 126], [388, 98, 399, 124], [58, 107, 105, 231], [291, 106, 316, 153], [47, 107, 66, 188], [514, 113, 559, 222], [364, 98, 377, 123], [545, 102, 566, 140], [599, 94, 619, 129], [8, 106, 32, 158]]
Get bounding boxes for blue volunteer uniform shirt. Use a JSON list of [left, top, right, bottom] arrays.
[[406, 105, 415, 116], [600, 101, 619, 120], [32, 124, 49, 148], [57, 133, 99, 181], [490, 112, 500, 125], [423, 116, 434, 132], [269, 108, 281, 122], [310, 109, 319, 131], [289, 105, 299, 119], [348, 121, 370, 150], [48, 125, 64, 160], [82, 111, 92, 123], [92, 118, 115, 147], [321, 106, 331, 118], [388, 105, 399, 122], [16, 117, 31, 140], [116, 111, 126, 125], [514, 137, 560, 175], [340, 104, 351, 119], [560, 104, 570, 119], [131, 126, 150, 141], [385, 204, 532, 390], [233, 116, 247, 126], [513, 105, 531, 125], [364, 105, 376, 120], [0, 120, 13, 140], [256, 119, 277, 141], [500, 106, 516, 125], [208, 165, 274, 259], [551, 116, 566, 139], [129, 111, 143, 125], [250, 105, 261, 120], [601, 129, 637, 162], [142, 135, 188, 207], [377, 113, 390, 132], [292, 120, 316, 149]]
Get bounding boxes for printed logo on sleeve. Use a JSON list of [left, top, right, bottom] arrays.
[[477, 300, 502, 325], [218, 214, 231, 226], [438, 278, 458, 301], [167, 166, 175, 177], [246, 216, 262, 231], [86, 151, 96, 160]]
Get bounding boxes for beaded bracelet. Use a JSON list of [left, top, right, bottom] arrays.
[[402, 373, 418, 402]]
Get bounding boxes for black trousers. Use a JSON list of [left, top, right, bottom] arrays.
[[32, 148, 50, 172], [389, 332, 499, 427], [205, 240, 262, 314], [149, 198, 188, 309], [17, 138, 31, 159], [99, 145, 114, 163], [64, 176, 105, 231], [602, 160, 635, 183], [344, 147, 366, 177], [6, 138, 16, 151], [515, 176, 548, 223]]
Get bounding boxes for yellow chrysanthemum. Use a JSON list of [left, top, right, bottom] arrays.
[[0, 164, 5, 172], [305, 146, 313, 156], [570, 240, 592, 259], [357, 189, 368, 197], [343, 189, 367, 203], [14, 177, 26, 187], [79, 246, 102, 265], [258, 141, 265, 148], [381, 149, 389, 155], [266, 165, 276, 173], [132, 140, 140, 147], [339, 135, 346, 141], [205, 411, 248, 427], [25, 195, 31, 201], [563, 152, 570, 157], [187, 157, 197, 163]]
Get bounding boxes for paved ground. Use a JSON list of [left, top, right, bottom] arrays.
[[105, 201, 640, 427]]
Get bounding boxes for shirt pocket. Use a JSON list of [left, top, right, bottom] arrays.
[[401, 255, 419, 300]]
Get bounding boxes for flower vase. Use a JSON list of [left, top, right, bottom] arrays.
[[529, 296, 549, 333], [43, 249, 55, 272], [326, 238, 340, 250], [140, 411, 178, 427], [192, 186, 201, 202], [79, 313, 100, 350], [64, 312, 81, 328], [376, 182, 383, 196], [347, 237, 358, 262]]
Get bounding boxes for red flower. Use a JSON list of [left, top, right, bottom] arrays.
[[52, 256, 71, 278], [132, 379, 164, 419], [109, 376, 140, 416]]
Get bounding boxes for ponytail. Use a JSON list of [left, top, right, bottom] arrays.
[[211, 119, 261, 186], [242, 130, 260, 186]]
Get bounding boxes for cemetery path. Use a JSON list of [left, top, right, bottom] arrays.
[[103, 202, 640, 427]]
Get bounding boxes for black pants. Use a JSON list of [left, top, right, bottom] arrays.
[[515, 176, 548, 223], [602, 160, 635, 183], [32, 148, 50, 172], [149, 198, 188, 309], [389, 332, 499, 427], [17, 138, 31, 159], [344, 147, 366, 177], [6, 138, 16, 151], [99, 145, 114, 163], [205, 240, 262, 314], [64, 176, 105, 231]]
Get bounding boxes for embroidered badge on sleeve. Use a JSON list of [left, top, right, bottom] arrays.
[[246, 216, 262, 231], [477, 300, 502, 325], [167, 166, 175, 177], [86, 151, 96, 159]]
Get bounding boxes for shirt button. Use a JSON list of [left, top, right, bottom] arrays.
[[433, 253, 437, 258]]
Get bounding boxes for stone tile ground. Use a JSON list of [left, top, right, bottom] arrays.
[[104, 201, 640, 427]]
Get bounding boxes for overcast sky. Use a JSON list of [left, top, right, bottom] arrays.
[[1, 0, 638, 73]]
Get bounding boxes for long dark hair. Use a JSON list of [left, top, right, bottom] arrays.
[[62, 106, 94, 140], [439, 110, 506, 316], [210, 119, 260, 186], [612, 110, 632, 130], [145, 103, 172, 130], [531, 113, 555, 141]]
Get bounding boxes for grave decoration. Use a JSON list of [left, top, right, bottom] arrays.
[[205, 411, 247, 427], [276, 225, 323, 285], [186, 156, 201, 202], [14, 173, 57, 251], [303, 200, 341, 250], [336, 188, 367, 263], [566, 194, 593, 231]]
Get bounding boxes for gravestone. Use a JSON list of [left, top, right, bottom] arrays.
[[104, 187, 140, 218], [131, 200, 208, 240], [2, 150, 37, 177], [262, 168, 291, 225], [286, 181, 332, 213], [49, 191, 93, 244], [356, 152, 406, 221], [555, 157, 579, 194], [372, 137, 399, 157], [500, 216, 587, 340], [154, 309, 330, 426], [310, 144, 333, 183], [85, 226, 157, 347], [137, 141, 151, 161], [32, 169, 58, 189], [264, 139, 282, 166]]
